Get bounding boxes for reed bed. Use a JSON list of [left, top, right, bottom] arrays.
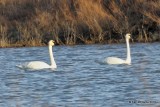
[[0, 0, 160, 47]]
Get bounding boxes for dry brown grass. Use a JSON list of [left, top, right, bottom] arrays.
[[0, 0, 160, 47]]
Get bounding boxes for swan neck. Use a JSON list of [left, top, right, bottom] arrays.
[[49, 45, 56, 67], [126, 38, 131, 63]]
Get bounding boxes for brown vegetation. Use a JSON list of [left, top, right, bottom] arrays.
[[0, 0, 160, 47]]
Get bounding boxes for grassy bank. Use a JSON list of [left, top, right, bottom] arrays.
[[0, 0, 160, 47]]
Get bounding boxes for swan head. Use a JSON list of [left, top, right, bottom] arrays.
[[48, 40, 55, 46], [125, 33, 131, 40]]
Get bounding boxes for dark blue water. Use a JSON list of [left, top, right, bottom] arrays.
[[0, 43, 160, 107]]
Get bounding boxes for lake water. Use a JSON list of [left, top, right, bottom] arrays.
[[0, 43, 160, 107]]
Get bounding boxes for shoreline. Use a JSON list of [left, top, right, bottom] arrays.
[[0, 40, 159, 48]]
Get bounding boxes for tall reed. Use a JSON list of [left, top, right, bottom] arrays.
[[0, 0, 159, 47]]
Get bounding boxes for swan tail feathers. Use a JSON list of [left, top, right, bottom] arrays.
[[16, 65, 24, 69]]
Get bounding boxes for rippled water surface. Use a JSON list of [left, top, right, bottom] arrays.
[[0, 43, 160, 107]]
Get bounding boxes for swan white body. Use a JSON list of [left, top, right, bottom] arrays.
[[17, 40, 57, 70], [106, 33, 131, 65]]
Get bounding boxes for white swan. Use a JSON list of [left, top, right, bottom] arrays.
[[106, 33, 132, 65], [17, 40, 57, 70]]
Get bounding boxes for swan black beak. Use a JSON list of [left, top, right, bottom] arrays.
[[129, 34, 133, 42], [52, 40, 55, 43]]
